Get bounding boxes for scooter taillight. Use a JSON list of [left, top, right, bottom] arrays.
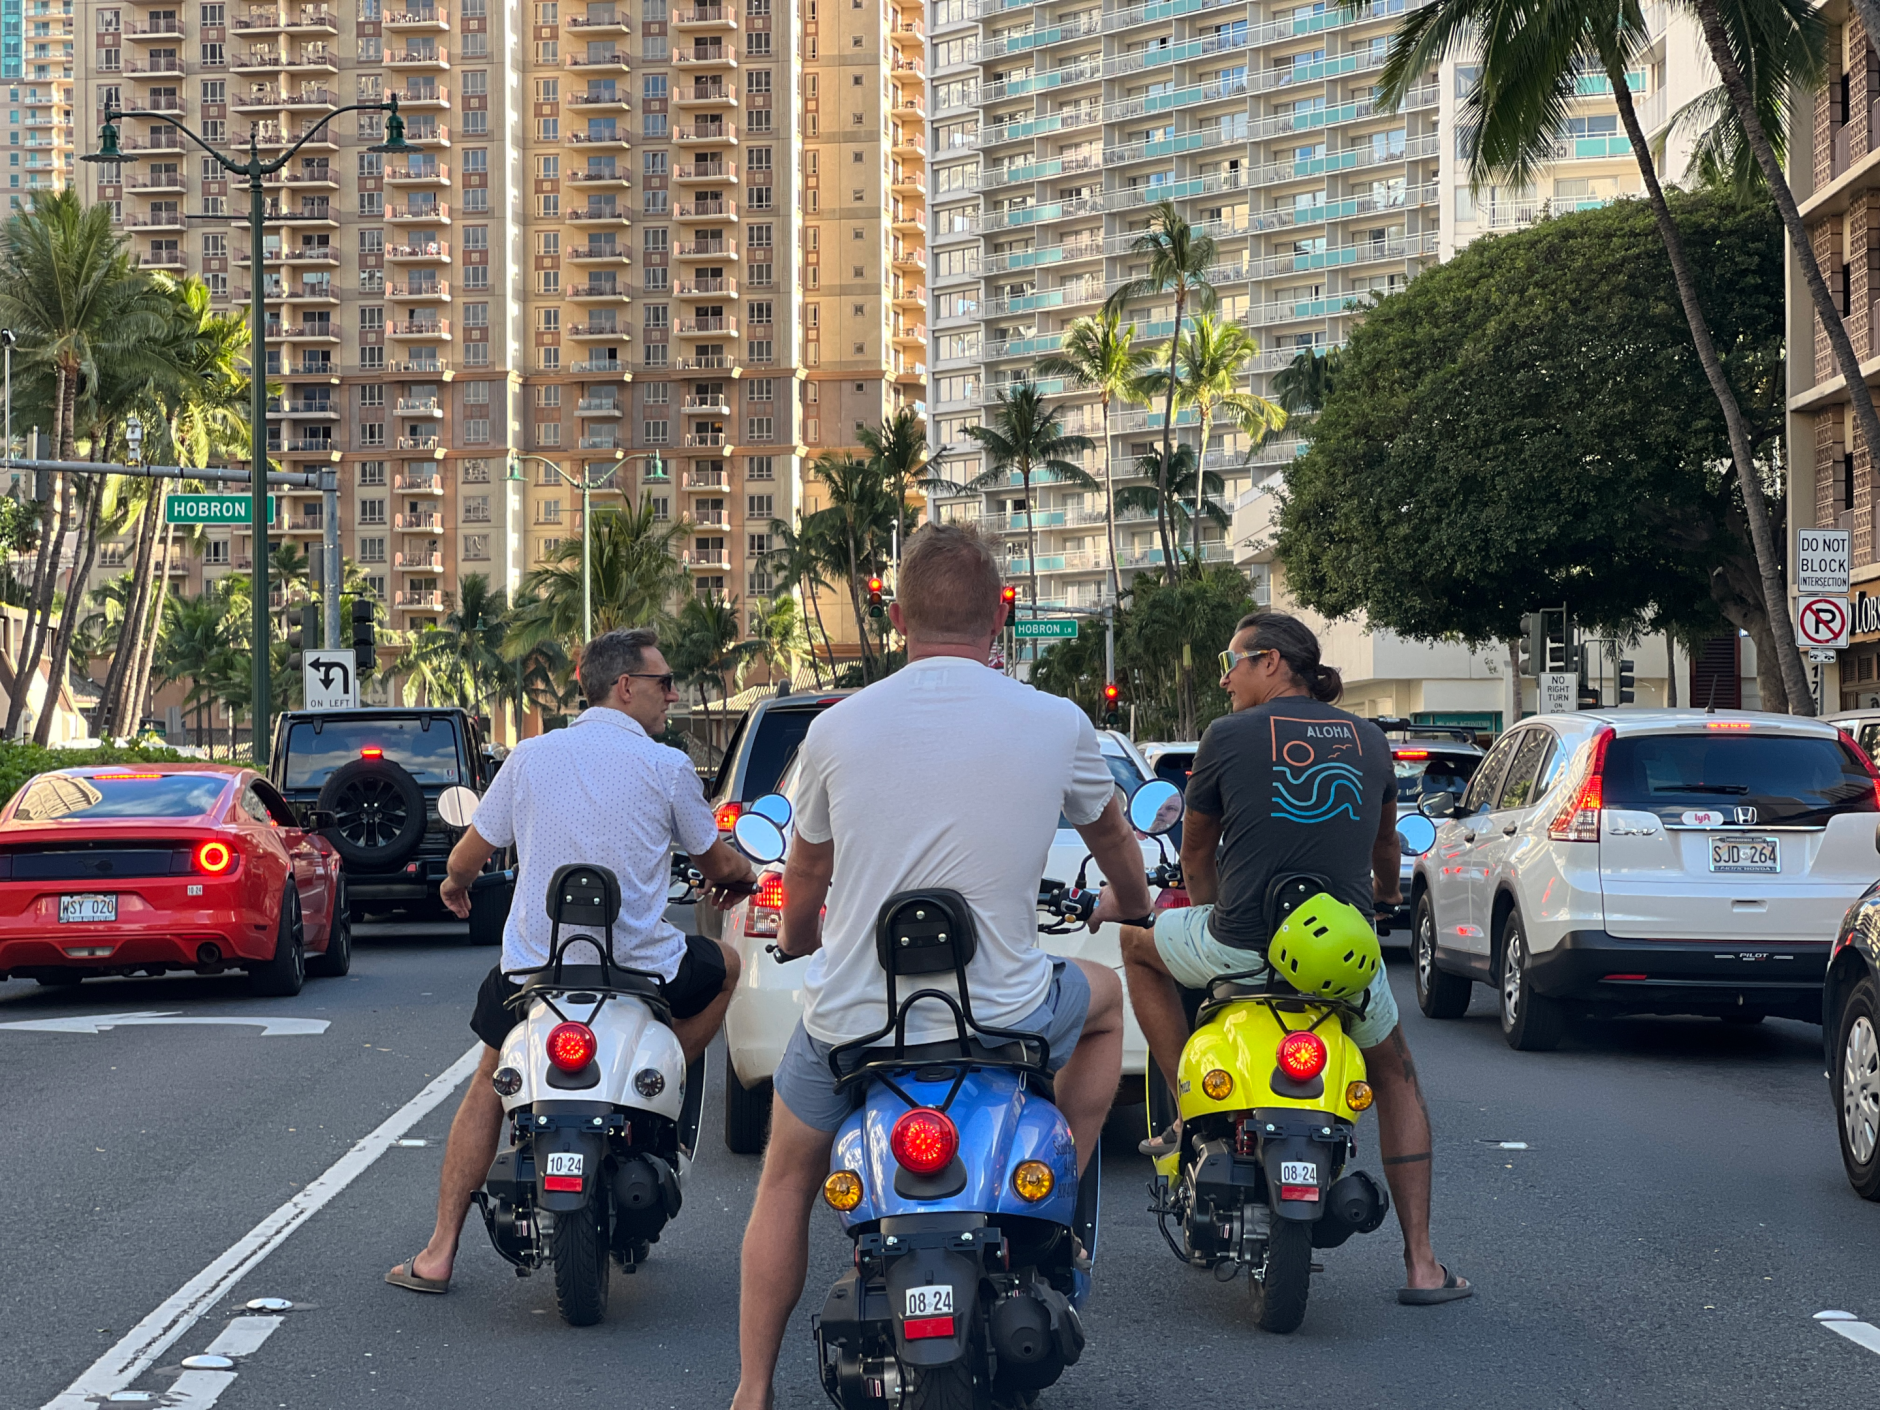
[[545, 1021, 597, 1072], [1154, 887, 1190, 911], [890, 1108, 959, 1176], [1277, 1030, 1328, 1081], [746, 871, 786, 939]]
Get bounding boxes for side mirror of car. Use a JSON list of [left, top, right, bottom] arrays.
[[1418, 791, 1458, 820], [309, 808, 337, 830]]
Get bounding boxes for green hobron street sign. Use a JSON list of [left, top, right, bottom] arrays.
[[165, 493, 277, 524], [1013, 618, 1079, 640]]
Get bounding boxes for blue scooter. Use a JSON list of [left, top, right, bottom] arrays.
[[729, 798, 1098, 1410]]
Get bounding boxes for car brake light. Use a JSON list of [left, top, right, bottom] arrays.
[[756, 872, 786, 909], [1704, 721, 1753, 730], [715, 801, 742, 832], [95, 773, 164, 780], [890, 1108, 959, 1175], [1276, 1030, 1328, 1081], [361, 747, 383, 758], [744, 870, 786, 939], [1840, 738, 1880, 811], [1547, 726, 1614, 842], [193, 839, 235, 875], [545, 1021, 597, 1072], [1393, 749, 1429, 760]]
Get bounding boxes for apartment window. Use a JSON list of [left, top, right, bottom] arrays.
[[205, 539, 229, 565], [747, 494, 774, 518], [359, 500, 387, 526], [747, 456, 774, 481], [462, 458, 492, 483], [537, 231, 560, 255], [643, 75, 667, 100], [643, 383, 669, 405], [641, 418, 669, 443], [360, 346, 385, 369], [360, 191, 383, 216], [466, 266, 490, 290], [645, 304, 668, 328], [465, 111, 489, 134], [747, 108, 772, 132], [201, 79, 224, 104], [535, 154, 559, 180], [746, 416, 774, 441], [749, 377, 773, 400], [360, 307, 384, 333], [747, 31, 771, 54], [464, 189, 490, 213], [748, 301, 773, 325], [465, 343, 490, 366], [538, 308, 560, 332], [207, 273, 228, 297], [359, 37, 383, 63], [644, 228, 668, 252], [464, 70, 488, 96], [360, 422, 385, 447], [465, 226, 489, 250], [358, 536, 386, 563], [536, 421, 562, 445], [361, 269, 385, 293], [534, 78, 558, 102], [643, 113, 667, 137], [360, 461, 388, 487], [464, 417, 490, 444], [536, 385, 562, 406], [464, 302, 489, 329], [536, 117, 560, 141], [647, 495, 670, 521], [359, 229, 383, 256], [201, 42, 224, 65], [460, 533, 489, 560], [464, 31, 489, 55], [203, 233, 226, 259]]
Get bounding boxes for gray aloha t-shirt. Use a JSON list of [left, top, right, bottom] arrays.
[[1185, 697, 1395, 951]]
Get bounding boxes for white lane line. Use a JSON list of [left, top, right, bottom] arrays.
[[202, 1315, 283, 1357], [0, 1013, 331, 1037], [42, 1043, 482, 1410], [1816, 1309, 1880, 1357], [159, 1369, 237, 1409]]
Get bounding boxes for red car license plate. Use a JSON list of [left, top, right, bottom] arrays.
[[59, 894, 117, 923]]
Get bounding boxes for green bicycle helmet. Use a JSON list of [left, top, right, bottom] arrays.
[[1268, 894, 1382, 1000]]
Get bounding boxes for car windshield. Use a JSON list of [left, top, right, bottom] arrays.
[[740, 707, 825, 800], [282, 718, 463, 789], [1058, 752, 1144, 830], [1393, 749, 1481, 805], [1604, 733, 1878, 826], [11, 771, 232, 822]]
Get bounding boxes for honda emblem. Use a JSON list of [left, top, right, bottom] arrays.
[[1734, 805, 1758, 825]]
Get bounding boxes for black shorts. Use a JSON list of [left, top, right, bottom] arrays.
[[469, 935, 728, 1050]]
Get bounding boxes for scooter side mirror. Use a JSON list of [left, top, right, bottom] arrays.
[[733, 812, 787, 864], [437, 784, 481, 828], [748, 792, 793, 828], [1396, 813, 1437, 856], [1129, 779, 1185, 836]]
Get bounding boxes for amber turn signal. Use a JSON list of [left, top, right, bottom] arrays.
[[1012, 1160, 1055, 1202], [1346, 1080, 1374, 1111], [822, 1170, 864, 1211], [1201, 1068, 1234, 1101]]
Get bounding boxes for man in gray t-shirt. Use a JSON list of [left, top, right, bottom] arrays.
[[1118, 611, 1470, 1307]]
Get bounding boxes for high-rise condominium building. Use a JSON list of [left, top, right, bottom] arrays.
[[73, 0, 924, 709], [927, 0, 1690, 616], [7, 0, 74, 209]]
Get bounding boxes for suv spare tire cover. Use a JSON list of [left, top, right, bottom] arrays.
[[317, 756, 428, 871]]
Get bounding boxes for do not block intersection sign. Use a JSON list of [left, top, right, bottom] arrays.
[[1797, 596, 1851, 650]]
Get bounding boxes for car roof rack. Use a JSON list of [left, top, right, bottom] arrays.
[[1370, 716, 1478, 745]]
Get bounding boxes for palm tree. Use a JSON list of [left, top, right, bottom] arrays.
[[1137, 312, 1286, 562], [1114, 444, 1231, 550], [1036, 310, 1151, 606], [668, 590, 758, 757], [1272, 345, 1341, 420], [762, 516, 835, 686], [396, 573, 509, 708], [963, 383, 1096, 612], [1381, 0, 1818, 715], [1102, 199, 1218, 576], [155, 587, 230, 747], [855, 406, 950, 530], [506, 496, 691, 662], [804, 451, 902, 680], [749, 594, 810, 688]]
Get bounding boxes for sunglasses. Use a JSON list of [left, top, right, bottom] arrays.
[[1219, 647, 1275, 679], [626, 672, 676, 691]]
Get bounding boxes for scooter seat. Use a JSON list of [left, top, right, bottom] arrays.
[[865, 1036, 1043, 1067], [518, 964, 666, 1005]]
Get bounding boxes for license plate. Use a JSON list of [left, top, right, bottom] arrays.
[[904, 1284, 954, 1318], [59, 894, 117, 924], [544, 1152, 584, 1177], [1710, 835, 1778, 874], [1279, 1160, 1318, 1186]]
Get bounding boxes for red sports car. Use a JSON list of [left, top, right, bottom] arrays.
[[0, 763, 347, 995]]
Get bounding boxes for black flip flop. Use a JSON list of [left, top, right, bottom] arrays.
[[1398, 1264, 1472, 1305], [385, 1253, 449, 1295]]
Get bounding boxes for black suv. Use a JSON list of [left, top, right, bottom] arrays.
[[271, 707, 499, 923]]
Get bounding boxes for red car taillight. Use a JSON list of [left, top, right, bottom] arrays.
[[1841, 736, 1880, 811], [890, 1108, 959, 1175], [1547, 726, 1614, 842], [1277, 1030, 1329, 1082], [193, 839, 236, 875], [745, 871, 786, 939], [715, 802, 742, 832], [545, 1021, 597, 1072]]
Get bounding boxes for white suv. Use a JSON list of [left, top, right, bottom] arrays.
[[1406, 709, 1880, 1050]]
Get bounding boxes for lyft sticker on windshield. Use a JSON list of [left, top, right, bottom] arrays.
[[1681, 810, 1726, 827]]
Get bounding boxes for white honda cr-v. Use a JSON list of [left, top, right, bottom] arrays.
[[1405, 709, 1880, 1050]]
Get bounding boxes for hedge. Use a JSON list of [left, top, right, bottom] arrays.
[[0, 742, 192, 811]]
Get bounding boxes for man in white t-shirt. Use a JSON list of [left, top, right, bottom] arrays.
[[730, 524, 1152, 1410]]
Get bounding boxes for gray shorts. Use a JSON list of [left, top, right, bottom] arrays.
[[773, 957, 1092, 1133]]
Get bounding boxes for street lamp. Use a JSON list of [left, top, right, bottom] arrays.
[[87, 99, 413, 765], [508, 449, 665, 644]]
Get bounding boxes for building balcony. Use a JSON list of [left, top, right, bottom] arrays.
[[393, 87, 450, 109], [673, 122, 737, 146], [670, 3, 736, 29], [891, 172, 926, 198], [282, 436, 338, 453], [566, 205, 630, 226], [890, 96, 925, 122], [681, 469, 727, 489], [671, 46, 736, 70], [675, 275, 736, 298], [386, 240, 450, 262], [118, 134, 186, 153], [891, 246, 925, 273], [387, 48, 450, 71], [577, 398, 624, 416], [393, 512, 443, 530], [234, 9, 340, 36], [385, 7, 451, 31], [565, 51, 632, 75], [386, 162, 449, 186], [281, 516, 327, 535], [680, 552, 730, 570], [403, 122, 450, 146], [673, 162, 737, 184], [675, 197, 737, 220], [394, 589, 446, 610], [891, 209, 927, 237], [891, 286, 925, 312], [569, 357, 629, 375], [567, 90, 633, 112], [675, 316, 737, 336], [123, 58, 188, 78], [577, 435, 621, 450], [568, 129, 632, 149], [393, 466, 445, 484], [681, 430, 726, 447], [674, 81, 736, 108], [126, 212, 187, 232], [387, 202, 450, 223], [234, 86, 338, 113], [277, 323, 341, 343], [279, 284, 340, 303], [254, 125, 337, 151], [396, 396, 444, 416], [282, 245, 340, 265], [568, 12, 636, 34], [674, 353, 735, 371], [279, 400, 340, 418], [568, 167, 632, 188], [124, 21, 187, 40], [388, 358, 452, 375], [387, 319, 450, 339], [387, 280, 450, 301], [888, 17, 924, 47], [567, 321, 629, 340], [567, 244, 631, 264], [567, 281, 630, 300], [282, 170, 341, 190], [674, 237, 736, 258], [891, 324, 925, 348]]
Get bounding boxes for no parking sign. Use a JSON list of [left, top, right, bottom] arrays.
[[1797, 596, 1851, 650]]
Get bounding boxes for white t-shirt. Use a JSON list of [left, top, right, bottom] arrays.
[[473, 707, 720, 979], [791, 655, 1115, 1045]]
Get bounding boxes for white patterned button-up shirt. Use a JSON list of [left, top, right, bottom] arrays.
[[472, 706, 720, 978]]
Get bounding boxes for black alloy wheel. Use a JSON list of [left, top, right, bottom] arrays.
[[307, 876, 352, 978], [249, 888, 306, 997], [316, 757, 427, 871]]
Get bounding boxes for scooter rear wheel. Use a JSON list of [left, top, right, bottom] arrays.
[[1248, 1219, 1312, 1334], [550, 1189, 611, 1326], [902, 1359, 977, 1410]]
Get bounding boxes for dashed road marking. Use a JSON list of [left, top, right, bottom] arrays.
[[1816, 1310, 1880, 1357], [0, 1012, 331, 1037], [41, 1043, 482, 1409]]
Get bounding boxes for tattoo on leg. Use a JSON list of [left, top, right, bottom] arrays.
[[1386, 1029, 1432, 1126], [1383, 1151, 1431, 1166]]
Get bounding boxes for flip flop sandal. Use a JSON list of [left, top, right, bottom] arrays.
[[385, 1254, 450, 1295], [1398, 1264, 1472, 1306], [1138, 1123, 1181, 1159]]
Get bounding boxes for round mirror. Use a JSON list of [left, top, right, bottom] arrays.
[[732, 812, 787, 864], [437, 785, 481, 829], [1396, 813, 1437, 856], [748, 792, 793, 828], [1128, 778, 1185, 835]]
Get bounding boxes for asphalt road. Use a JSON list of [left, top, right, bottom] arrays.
[[5, 928, 1879, 1410]]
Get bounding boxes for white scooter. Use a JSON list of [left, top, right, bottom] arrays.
[[473, 863, 709, 1325]]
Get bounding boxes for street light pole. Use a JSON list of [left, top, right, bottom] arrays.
[[87, 97, 412, 765], [508, 449, 664, 645]]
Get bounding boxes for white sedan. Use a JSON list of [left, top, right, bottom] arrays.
[[717, 729, 1167, 1152]]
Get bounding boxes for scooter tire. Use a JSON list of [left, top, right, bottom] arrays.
[[550, 1191, 611, 1326], [1249, 1218, 1312, 1334], [901, 1359, 977, 1410]]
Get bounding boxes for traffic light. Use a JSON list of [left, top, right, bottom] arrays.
[[352, 597, 377, 676], [1102, 681, 1121, 727], [1617, 658, 1636, 705], [1515, 616, 1537, 676], [1001, 584, 1017, 614], [286, 602, 318, 671], [867, 576, 885, 619]]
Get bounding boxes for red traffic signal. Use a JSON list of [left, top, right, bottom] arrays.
[[1001, 585, 1017, 606], [867, 576, 885, 618], [868, 576, 884, 595], [1102, 683, 1120, 704]]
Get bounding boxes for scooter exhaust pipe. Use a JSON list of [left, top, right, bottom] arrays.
[[1312, 1170, 1390, 1249]]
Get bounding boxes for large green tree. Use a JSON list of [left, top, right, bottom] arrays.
[[1274, 192, 1790, 706]]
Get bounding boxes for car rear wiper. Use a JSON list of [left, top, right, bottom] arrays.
[[1652, 783, 1750, 794]]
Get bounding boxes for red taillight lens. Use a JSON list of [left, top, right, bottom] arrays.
[[1276, 1030, 1329, 1081], [545, 1021, 597, 1072], [756, 872, 786, 910], [193, 839, 235, 875], [361, 747, 383, 758], [890, 1108, 959, 1176], [1840, 738, 1880, 810], [1547, 726, 1613, 842], [715, 802, 742, 832]]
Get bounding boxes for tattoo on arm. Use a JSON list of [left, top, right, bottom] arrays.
[[1383, 1151, 1431, 1167]]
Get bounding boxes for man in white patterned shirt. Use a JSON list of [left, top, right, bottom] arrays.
[[386, 626, 751, 1296]]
